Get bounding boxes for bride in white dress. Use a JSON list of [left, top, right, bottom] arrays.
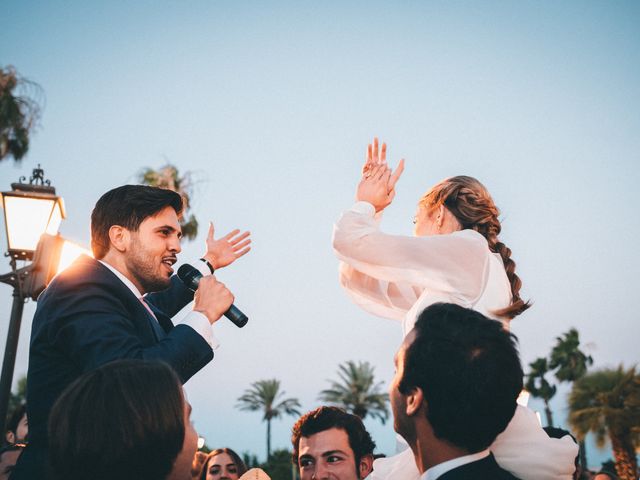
[[332, 138, 578, 480]]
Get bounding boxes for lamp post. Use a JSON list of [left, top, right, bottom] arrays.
[[0, 165, 65, 431]]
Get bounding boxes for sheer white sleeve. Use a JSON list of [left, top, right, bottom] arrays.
[[491, 406, 579, 480], [332, 202, 489, 319]]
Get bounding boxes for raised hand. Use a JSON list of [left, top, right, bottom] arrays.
[[360, 138, 405, 210], [357, 164, 397, 212], [362, 137, 387, 177], [202, 222, 251, 270]]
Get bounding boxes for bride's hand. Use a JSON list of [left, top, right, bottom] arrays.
[[361, 137, 405, 194], [362, 137, 387, 177], [357, 165, 397, 212]]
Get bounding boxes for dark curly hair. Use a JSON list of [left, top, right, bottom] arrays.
[[291, 406, 375, 476]]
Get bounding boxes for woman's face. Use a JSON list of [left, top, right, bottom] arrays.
[[413, 205, 438, 237], [206, 452, 240, 480]]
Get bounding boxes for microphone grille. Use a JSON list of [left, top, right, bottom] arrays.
[[177, 264, 201, 290], [177, 264, 195, 280]]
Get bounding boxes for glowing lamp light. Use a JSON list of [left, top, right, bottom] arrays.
[[1, 165, 66, 260], [57, 240, 92, 276], [26, 234, 92, 300]]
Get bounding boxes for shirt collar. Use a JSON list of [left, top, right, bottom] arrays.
[[421, 449, 490, 480], [98, 260, 144, 299]]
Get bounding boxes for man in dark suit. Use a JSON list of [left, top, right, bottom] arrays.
[[12, 185, 251, 479], [389, 303, 523, 480]]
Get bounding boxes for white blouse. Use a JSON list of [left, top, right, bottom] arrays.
[[333, 201, 512, 334], [333, 201, 579, 480]]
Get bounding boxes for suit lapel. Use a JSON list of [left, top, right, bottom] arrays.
[[86, 257, 166, 343], [146, 301, 174, 334]]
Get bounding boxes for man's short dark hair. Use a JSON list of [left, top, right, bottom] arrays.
[[48, 359, 185, 480], [91, 185, 183, 259], [291, 406, 376, 472], [400, 303, 523, 452]]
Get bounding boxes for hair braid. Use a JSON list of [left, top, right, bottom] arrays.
[[421, 176, 530, 319]]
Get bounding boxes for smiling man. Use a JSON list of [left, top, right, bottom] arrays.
[[292, 406, 376, 480], [13, 185, 250, 479]]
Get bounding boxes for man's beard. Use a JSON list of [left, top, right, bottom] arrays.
[[126, 240, 171, 293]]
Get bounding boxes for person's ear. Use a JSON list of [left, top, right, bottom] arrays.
[[358, 454, 374, 479], [6, 431, 15, 444], [108, 225, 130, 253], [405, 387, 424, 417], [436, 205, 445, 227]]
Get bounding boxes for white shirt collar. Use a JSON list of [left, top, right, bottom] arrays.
[[421, 450, 490, 480], [98, 260, 144, 299]]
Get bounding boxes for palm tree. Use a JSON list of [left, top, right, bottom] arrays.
[[318, 361, 389, 424], [549, 328, 593, 382], [138, 164, 199, 240], [549, 328, 593, 469], [525, 357, 557, 427], [0, 65, 43, 162], [568, 366, 640, 480], [236, 379, 301, 460]]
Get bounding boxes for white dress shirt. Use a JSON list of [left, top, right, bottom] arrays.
[[99, 259, 219, 349], [420, 450, 490, 480]]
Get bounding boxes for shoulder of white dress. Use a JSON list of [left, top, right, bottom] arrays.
[[452, 229, 489, 246]]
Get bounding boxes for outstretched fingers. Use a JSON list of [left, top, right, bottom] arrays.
[[388, 158, 405, 191]]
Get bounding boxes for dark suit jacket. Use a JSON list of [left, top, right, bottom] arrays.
[[438, 453, 520, 479], [13, 255, 213, 479]]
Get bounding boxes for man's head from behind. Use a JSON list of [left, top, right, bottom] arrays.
[[291, 406, 375, 480], [91, 185, 184, 293], [48, 359, 197, 480], [390, 303, 523, 454]]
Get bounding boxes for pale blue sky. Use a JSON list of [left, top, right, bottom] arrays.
[[1, 0, 639, 469]]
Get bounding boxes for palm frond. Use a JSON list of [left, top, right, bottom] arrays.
[[318, 360, 389, 424]]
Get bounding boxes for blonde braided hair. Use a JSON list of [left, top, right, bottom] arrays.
[[420, 175, 530, 319]]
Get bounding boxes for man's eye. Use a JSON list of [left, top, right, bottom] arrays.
[[327, 455, 344, 463], [299, 459, 313, 468]]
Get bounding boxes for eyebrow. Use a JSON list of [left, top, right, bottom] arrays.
[[321, 450, 348, 458]]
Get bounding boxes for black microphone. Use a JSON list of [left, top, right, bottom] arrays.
[[177, 264, 248, 328]]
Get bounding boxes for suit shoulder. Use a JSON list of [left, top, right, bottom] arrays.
[[37, 256, 124, 308]]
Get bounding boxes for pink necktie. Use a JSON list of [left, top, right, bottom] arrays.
[[139, 297, 158, 321]]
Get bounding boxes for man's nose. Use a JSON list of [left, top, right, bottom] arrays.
[[313, 463, 331, 480], [169, 235, 182, 253]]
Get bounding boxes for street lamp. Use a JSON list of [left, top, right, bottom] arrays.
[[0, 165, 65, 432], [1, 165, 65, 261]]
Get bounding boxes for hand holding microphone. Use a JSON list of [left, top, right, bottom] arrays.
[[178, 264, 248, 328]]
